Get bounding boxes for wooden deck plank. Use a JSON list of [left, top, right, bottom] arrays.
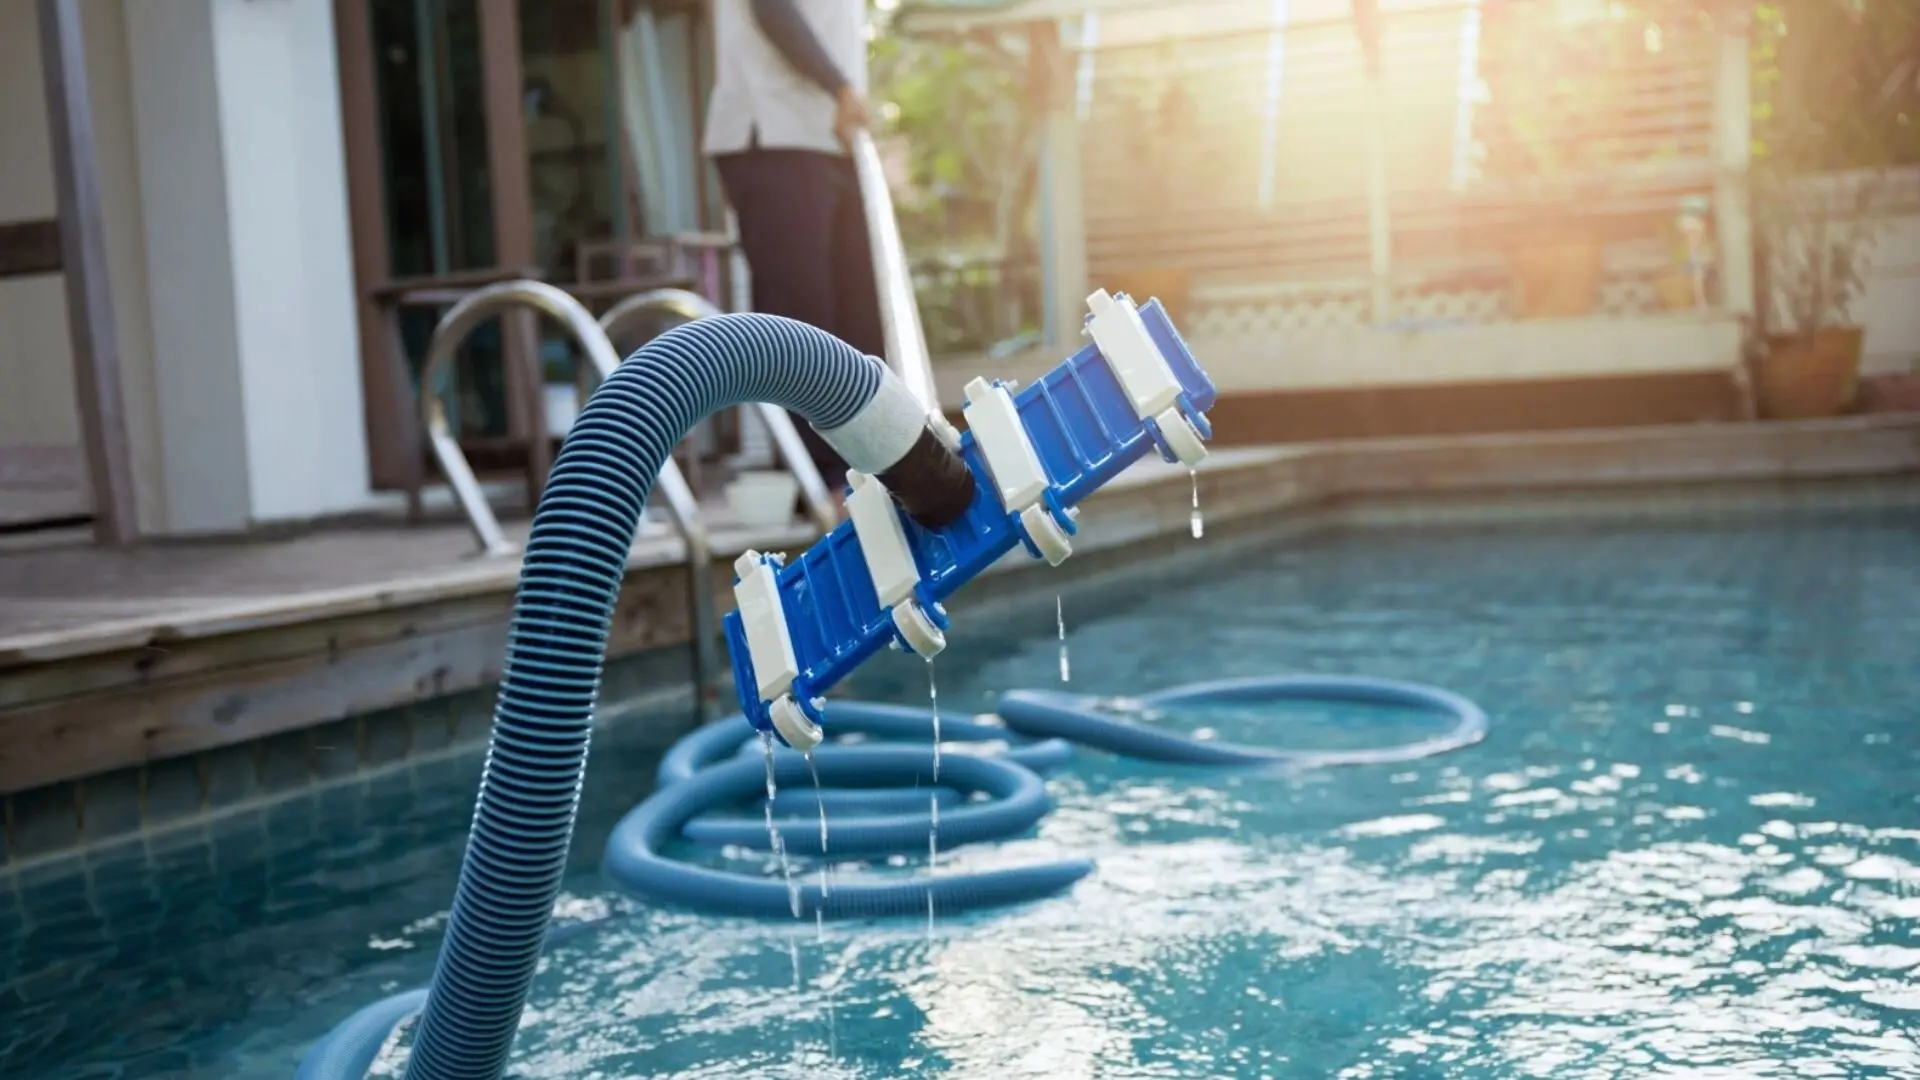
[[0, 560, 726, 794], [0, 420, 1914, 798], [0, 508, 812, 665]]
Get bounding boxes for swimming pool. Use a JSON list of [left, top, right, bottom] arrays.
[[4, 497, 1918, 1078]]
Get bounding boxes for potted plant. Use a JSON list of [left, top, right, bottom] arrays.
[[1504, 190, 1609, 320], [1743, 0, 1903, 418], [1750, 172, 1879, 418]]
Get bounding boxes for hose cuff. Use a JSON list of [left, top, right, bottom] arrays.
[[817, 363, 976, 528], [877, 427, 975, 527], [815, 363, 923, 475]]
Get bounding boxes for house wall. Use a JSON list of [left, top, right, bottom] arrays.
[[1856, 211, 1920, 377], [0, 0, 167, 531], [0, 0, 373, 537]]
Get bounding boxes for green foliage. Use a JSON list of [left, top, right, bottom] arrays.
[[867, 18, 1043, 352], [868, 25, 1036, 255], [1748, 0, 1914, 338], [1477, 0, 1723, 185], [1749, 0, 1919, 171]]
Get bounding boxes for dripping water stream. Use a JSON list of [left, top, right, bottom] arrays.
[[760, 733, 800, 918], [926, 793, 939, 940], [1056, 594, 1071, 683], [927, 659, 941, 782], [804, 751, 828, 853], [1189, 468, 1204, 539]]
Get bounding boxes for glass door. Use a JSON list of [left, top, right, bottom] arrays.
[[370, 0, 514, 439]]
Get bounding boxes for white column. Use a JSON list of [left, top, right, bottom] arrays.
[[124, 0, 369, 534], [1363, 72, 1394, 324], [1038, 20, 1089, 352], [1711, 23, 1755, 318], [1359, 9, 1393, 326]]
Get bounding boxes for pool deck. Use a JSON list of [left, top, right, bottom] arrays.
[[1, 414, 1916, 863]]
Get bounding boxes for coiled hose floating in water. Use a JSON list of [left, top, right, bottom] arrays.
[[596, 676, 1486, 922], [303, 313, 978, 1080], [606, 744, 1094, 920], [304, 669, 1486, 1078], [995, 676, 1490, 767]]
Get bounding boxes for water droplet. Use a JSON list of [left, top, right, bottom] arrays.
[[772, 830, 800, 919], [1056, 594, 1071, 683], [763, 731, 800, 918], [805, 751, 828, 853], [926, 793, 939, 940], [826, 983, 839, 1061], [928, 659, 941, 782], [761, 730, 778, 801], [1189, 468, 1204, 539]]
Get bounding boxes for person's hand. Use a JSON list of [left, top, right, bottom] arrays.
[[833, 85, 870, 150]]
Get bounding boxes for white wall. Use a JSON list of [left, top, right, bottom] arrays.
[[123, 0, 250, 532], [208, 0, 368, 524], [122, 0, 369, 533], [1858, 212, 1920, 377], [2, 0, 370, 536]]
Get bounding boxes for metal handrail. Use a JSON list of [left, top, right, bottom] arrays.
[[414, 279, 722, 716], [597, 288, 840, 535], [852, 129, 940, 412]]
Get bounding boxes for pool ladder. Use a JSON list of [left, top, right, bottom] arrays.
[[412, 282, 847, 718], [413, 130, 938, 718]]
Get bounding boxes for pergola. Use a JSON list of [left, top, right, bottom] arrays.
[[892, 0, 1397, 346], [892, 0, 1754, 349]]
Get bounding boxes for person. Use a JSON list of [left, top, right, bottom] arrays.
[[704, 0, 883, 483]]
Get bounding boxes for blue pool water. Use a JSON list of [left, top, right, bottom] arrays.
[[4, 498, 1919, 1078]]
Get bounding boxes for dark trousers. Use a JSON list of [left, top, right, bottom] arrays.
[[714, 147, 884, 482]]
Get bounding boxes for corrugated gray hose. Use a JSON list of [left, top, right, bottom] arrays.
[[388, 312, 968, 1080]]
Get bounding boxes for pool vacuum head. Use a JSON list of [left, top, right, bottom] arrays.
[[726, 289, 1220, 750]]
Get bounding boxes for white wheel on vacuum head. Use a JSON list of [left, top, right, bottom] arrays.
[[1155, 407, 1209, 468], [890, 599, 948, 658], [770, 694, 824, 752], [1019, 504, 1073, 567]]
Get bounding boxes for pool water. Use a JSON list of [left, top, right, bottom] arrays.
[[5, 501, 1919, 1078]]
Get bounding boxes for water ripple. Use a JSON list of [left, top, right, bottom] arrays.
[[3, 508, 1917, 1078]]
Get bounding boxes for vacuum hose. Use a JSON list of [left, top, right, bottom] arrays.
[[401, 314, 972, 1080]]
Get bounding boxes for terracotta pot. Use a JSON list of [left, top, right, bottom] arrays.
[[1756, 328, 1865, 420], [1508, 228, 1604, 319], [1655, 270, 1700, 311]]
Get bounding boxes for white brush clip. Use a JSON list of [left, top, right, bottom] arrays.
[[961, 377, 1073, 566]]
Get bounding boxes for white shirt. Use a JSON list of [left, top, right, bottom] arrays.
[[702, 0, 868, 158]]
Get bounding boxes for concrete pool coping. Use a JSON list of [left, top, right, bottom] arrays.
[[0, 414, 1914, 864]]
